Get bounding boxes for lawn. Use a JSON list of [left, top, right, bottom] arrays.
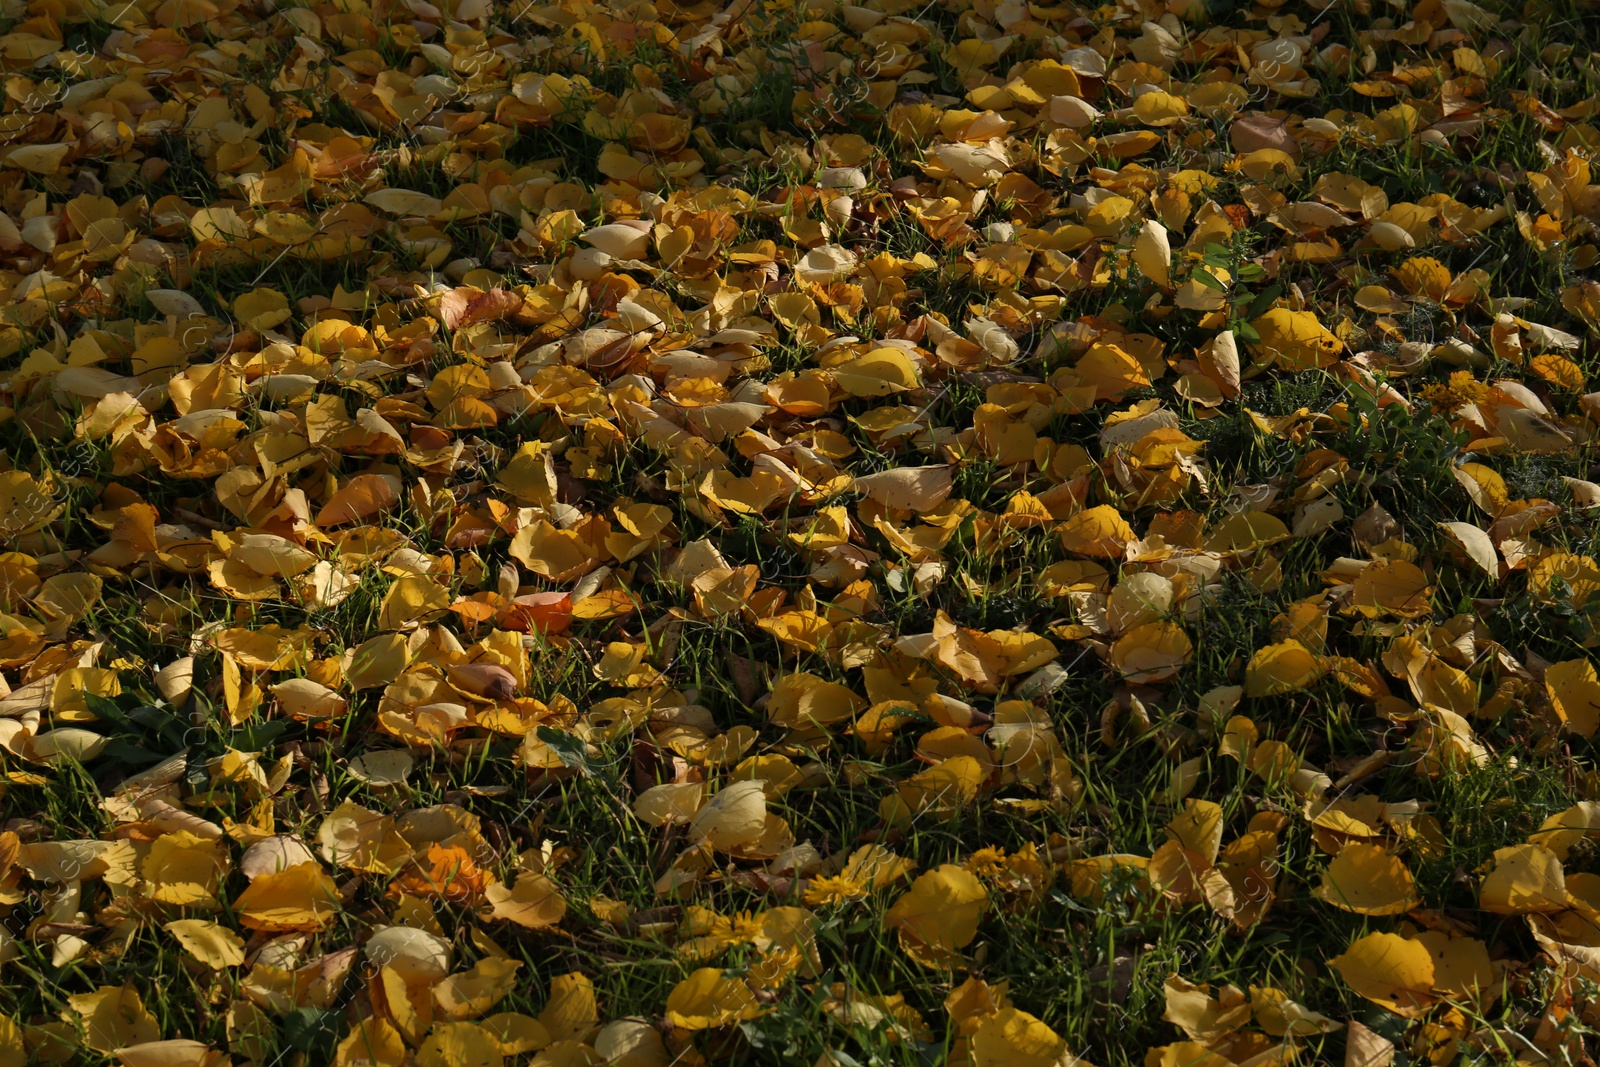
[[0, 0, 1598, 1063]]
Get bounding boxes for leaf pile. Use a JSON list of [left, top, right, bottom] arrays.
[[0, 0, 1598, 1062]]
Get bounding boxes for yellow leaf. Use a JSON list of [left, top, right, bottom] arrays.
[[882, 756, 986, 825], [481, 1013, 551, 1055], [271, 678, 348, 721], [1248, 308, 1343, 370], [4, 142, 70, 174], [1249, 986, 1339, 1037], [113, 1041, 228, 1067], [884, 864, 988, 968], [970, 1007, 1070, 1067], [1313, 843, 1420, 915], [1479, 844, 1568, 914], [1109, 620, 1192, 682], [1244, 640, 1323, 697], [1330, 932, 1436, 1016], [1057, 505, 1134, 558], [1146, 1043, 1233, 1067], [233, 287, 291, 330], [335, 1018, 407, 1067], [35, 572, 103, 621], [64, 985, 160, 1053], [1529, 802, 1600, 860], [234, 862, 341, 931], [1130, 219, 1171, 286], [434, 957, 523, 1020], [377, 576, 453, 631], [0, 470, 62, 535], [1133, 90, 1188, 126], [539, 972, 597, 1043], [633, 782, 705, 826], [1437, 521, 1499, 578], [51, 667, 120, 720], [483, 874, 567, 929], [416, 1022, 502, 1067], [190, 206, 251, 243], [593, 1019, 668, 1066], [1351, 559, 1433, 619], [509, 521, 604, 581], [663, 969, 764, 1030], [0, 1016, 21, 1067], [1546, 660, 1600, 738], [317, 474, 400, 527], [1413, 930, 1496, 1008], [1169, 799, 1225, 865], [700, 470, 791, 515], [689, 780, 767, 852], [231, 533, 318, 578], [832, 348, 920, 397], [853, 466, 955, 511], [1162, 975, 1249, 1043], [343, 633, 411, 690], [143, 832, 228, 906], [1454, 462, 1510, 517]]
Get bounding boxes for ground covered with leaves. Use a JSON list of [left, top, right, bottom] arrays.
[[2, 0, 1600, 1063]]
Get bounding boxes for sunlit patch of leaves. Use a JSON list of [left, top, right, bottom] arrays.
[[0, 0, 1598, 1063]]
